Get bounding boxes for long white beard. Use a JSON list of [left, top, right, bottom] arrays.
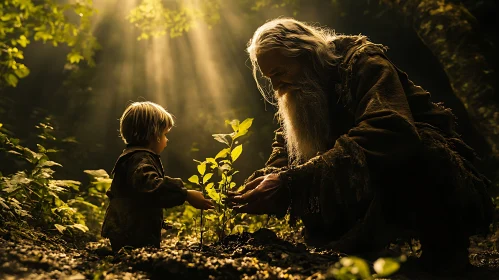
[[277, 74, 331, 166]]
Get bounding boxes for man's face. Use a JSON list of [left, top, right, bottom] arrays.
[[256, 49, 308, 97], [257, 48, 331, 165]]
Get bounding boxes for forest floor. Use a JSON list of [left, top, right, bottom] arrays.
[[1, 225, 499, 280]]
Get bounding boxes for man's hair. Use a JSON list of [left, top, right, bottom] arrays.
[[119, 101, 175, 145], [247, 17, 342, 104]]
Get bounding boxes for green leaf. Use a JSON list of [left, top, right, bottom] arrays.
[[67, 52, 84, 64], [62, 137, 78, 144], [203, 173, 213, 184], [17, 35, 30, 47], [197, 162, 206, 176], [233, 118, 253, 139], [34, 31, 53, 42], [188, 175, 199, 184], [14, 64, 30, 78], [205, 213, 217, 221], [212, 134, 230, 146], [232, 225, 244, 234], [373, 258, 400, 277], [37, 144, 46, 153], [40, 160, 62, 168], [339, 257, 372, 280], [0, 197, 9, 209], [21, 147, 41, 163], [3, 172, 31, 193], [84, 169, 110, 179], [52, 205, 76, 215], [215, 148, 230, 159], [51, 180, 81, 191], [67, 199, 99, 210], [226, 119, 240, 132], [4, 74, 18, 87], [231, 144, 243, 162], [205, 183, 220, 202], [7, 150, 22, 157], [70, 223, 89, 233], [205, 182, 214, 190], [1, 14, 13, 21], [55, 224, 66, 234], [206, 157, 218, 168]]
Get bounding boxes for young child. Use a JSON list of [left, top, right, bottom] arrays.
[[101, 101, 214, 251]]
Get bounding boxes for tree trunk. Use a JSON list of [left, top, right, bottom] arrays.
[[381, 0, 499, 160]]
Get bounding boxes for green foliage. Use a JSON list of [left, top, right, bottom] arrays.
[[127, 0, 299, 40], [0, 122, 88, 234], [189, 118, 254, 243], [177, 117, 302, 244], [68, 169, 111, 235], [328, 255, 406, 280], [162, 204, 200, 238], [0, 0, 99, 87], [128, 0, 221, 40], [0, 121, 108, 237]]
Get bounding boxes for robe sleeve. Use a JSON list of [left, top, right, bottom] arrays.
[[279, 52, 421, 223], [129, 154, 188, 208], [266, 125, 289, 168]]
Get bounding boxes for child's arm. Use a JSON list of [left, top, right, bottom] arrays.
[[130, 155, 187, 208], [186, 190, 214, 210]]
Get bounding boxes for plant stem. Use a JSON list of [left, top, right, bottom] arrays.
[[200, 209, 204, 250]]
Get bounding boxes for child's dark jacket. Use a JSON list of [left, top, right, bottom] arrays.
[[101, 147, 187, 250]]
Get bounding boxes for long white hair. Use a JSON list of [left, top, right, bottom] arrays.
[[247, 17, 342, 105], [247, 18, 346, 164]]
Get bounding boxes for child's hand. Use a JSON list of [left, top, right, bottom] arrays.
[[186, 190, 215, 210]]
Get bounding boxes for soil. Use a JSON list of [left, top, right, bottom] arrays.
[[1, 226, 499, 280]]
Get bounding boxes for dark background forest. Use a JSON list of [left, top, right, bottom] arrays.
[[2, 0, 497, 186], [1, 0, 498, 279]]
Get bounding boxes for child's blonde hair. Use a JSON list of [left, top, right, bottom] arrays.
[[119, 101, 175, 145]]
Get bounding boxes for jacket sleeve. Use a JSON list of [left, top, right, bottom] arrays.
[[279, 52, 421, 223], [129, 154, 188, 208]]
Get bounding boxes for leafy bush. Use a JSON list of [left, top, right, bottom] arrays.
[[0, 121, 110, 237], [68, 169, 111, 236], [188, 118, 253, 243], [185, 118, 301, 245], [127, 0, 299, 40], [0, 122, 88, 234], [127, 0, 221, 39], [0, 0, 99, 87]]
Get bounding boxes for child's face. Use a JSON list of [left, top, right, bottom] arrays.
[[149, 128, 169, 154]]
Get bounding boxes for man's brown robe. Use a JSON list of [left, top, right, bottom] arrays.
[[101, 147, 187, 251], [251, 36, 494, 254]]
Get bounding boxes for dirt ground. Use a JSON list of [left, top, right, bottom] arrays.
[[1, 226, 499, 280]]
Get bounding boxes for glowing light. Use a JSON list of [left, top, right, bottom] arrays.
[[70, 0, 298, 174]]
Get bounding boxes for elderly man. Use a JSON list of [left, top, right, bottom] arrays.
[[229, 18, 494, 272]]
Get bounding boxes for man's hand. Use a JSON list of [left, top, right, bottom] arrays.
[[186, 190, 215, 210], [227, 173, 289, 216]]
